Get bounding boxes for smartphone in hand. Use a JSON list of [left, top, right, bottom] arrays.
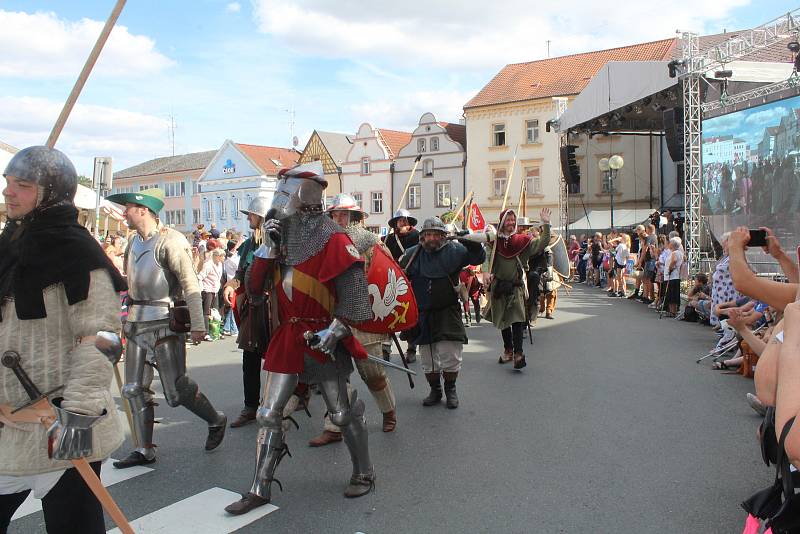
[[749, 229, 767, 247]]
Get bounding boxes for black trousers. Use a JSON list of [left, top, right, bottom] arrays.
[[0, 461, 104, 534], [242, 350, 262, 408], [501, 322, 525, 353]]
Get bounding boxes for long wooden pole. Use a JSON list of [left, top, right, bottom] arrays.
[[46, 0, 127, 148], [451, 190, 473, 224], [517, 175, 526, 217], [395, 155, 423, 212], [486, 145, 519, 279]]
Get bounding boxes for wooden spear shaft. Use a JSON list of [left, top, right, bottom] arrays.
[[395, 155, 422, 212], [46, 0, 127, 148], [451, 190, 473, 225]]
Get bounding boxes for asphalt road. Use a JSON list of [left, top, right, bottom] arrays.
[[9, 285, 770, 533]]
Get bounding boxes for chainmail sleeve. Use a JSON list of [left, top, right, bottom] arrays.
[[333, 263, 372, 324]]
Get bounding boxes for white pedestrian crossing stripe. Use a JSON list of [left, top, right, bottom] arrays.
[[11, 459, 154, 521], [106, 487, 278, 534]]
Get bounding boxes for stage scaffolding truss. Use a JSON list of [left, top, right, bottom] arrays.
[[674, 10, 800, 272]]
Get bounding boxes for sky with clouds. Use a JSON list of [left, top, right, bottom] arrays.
[[0, 0, 794, 175]]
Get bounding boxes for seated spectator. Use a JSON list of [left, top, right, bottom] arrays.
[[683, 273, 710, 321]]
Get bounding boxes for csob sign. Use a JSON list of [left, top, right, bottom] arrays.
[[222, 159, 236, 174]]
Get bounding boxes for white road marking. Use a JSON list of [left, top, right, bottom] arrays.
[[106, 487, 278, 534], [11, 459, 154, 520]]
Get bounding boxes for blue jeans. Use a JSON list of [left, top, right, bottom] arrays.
[[223, 309, 238, 334]]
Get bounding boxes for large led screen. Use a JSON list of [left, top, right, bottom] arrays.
[[702, 93, 800, 259]]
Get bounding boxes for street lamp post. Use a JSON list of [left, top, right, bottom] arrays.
[[598, 155, 624, 228]]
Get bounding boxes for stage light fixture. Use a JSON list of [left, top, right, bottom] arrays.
[[643, 96, 652, 106], [795, 54, 800, 72], [714, 70, 733, 78], [625, 105, 633, 113], [633, 105, 643, 115], [667, 59, 685, 78], [788, 41, 800, 53]]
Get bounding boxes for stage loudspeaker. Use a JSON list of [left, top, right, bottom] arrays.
[[663, 107, 684, 162], [560, 144, 580, 185]]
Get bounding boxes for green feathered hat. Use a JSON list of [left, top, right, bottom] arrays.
[[106, 188, 165, 214]]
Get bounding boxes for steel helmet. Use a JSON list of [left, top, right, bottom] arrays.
[[3, 146, 78, 211], [325, 193, 368, 219], [420, 216, 447, 234], [240, 195, 271, 219], [388, 208, 417, 228]]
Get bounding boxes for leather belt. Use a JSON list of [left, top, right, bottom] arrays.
[[128, 299, 170, 307]]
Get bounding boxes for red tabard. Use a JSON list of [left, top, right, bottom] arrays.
[[264, 233, 368, 374]]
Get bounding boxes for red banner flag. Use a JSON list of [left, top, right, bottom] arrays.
[[468, 202, 486, 232]]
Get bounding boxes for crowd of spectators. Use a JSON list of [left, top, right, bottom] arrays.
[[569, 221, 687, 317]]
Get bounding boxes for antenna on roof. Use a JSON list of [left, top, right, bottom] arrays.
[[167, 111, 176, 156], [285, 106, 295, 148], [546, 40, 551, 58]]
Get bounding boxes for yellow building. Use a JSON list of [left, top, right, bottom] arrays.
[[463, 39, 675, 227]]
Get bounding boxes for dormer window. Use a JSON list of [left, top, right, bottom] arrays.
[[423, 159, 434, 177], [431, 137, 439, 151], [361, 157, 370, 175], [417, 138, 426, 153]]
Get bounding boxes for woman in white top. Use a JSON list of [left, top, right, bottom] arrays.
[[610, 234, 630, 297], [663, 237, 684, 316], [198, 249, 225, 340]]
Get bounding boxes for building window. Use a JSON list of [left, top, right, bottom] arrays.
[[526, 119, 540, 144], [113, 185, 134, 194], [164, 181, 186, 198], [361, 157, 371, 175], [417, 138, 426, 153], [139, 184, 157, 191], [568, 182, 581, 194], [492, 168, 507, 197], [423, 159, 434, 177], [371, 191, 383, 213], [245, 193, 253, 211], [204, 198, 212, 220], [192, 208, 200, 224], [366, 226, 381, 234], [193, 181, 200, 194], [217, 197, 227, 219], [601, 174, 616, 193], [164, 209, 186, 227], [435, 182, 451, 208], [525, 166, 542, 194], [232, 196, 240, 218], [352, 192, 363, 209], [492, 123, 506, 147], [407, 184, 421, 209], [431, 137, 439, 151]]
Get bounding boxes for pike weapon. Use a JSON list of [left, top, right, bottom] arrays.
[[390, 333, 414, 388], [395, 155, 423, 212]]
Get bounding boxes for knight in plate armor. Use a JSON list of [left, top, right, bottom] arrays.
[[225, 162, 375, 515], [105, 188, 227, 469], [306, 194, 397, 447]]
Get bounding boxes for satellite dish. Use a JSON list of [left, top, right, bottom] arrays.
[[292, 136, 299, 148]]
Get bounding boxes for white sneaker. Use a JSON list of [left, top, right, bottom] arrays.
[[713, 327, 737, 352], [203, 334, 213, 342]]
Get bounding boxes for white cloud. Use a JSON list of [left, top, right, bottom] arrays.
[[0, 96, 171, 175], [744, 106, 787, 126], [350, 89, 476, 132], [226, 2, 241, 13], [253, 0, 751, 70], [0, 10, 174, 79]]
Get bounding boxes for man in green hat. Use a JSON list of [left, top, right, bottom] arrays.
[[106, 187, 227, 468]]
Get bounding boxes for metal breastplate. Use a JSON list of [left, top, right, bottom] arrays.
[[127, 233, 171, 322]]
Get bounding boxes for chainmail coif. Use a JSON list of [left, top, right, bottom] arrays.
[[281, 211, 342, 266]]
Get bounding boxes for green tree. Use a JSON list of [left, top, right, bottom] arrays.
[[77, 175, 93, 188]]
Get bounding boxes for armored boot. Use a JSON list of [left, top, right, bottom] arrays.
[[187, 392, 227, 451], [443, 372, 459, 409], [225, 429, 289, 515], [341, 392, 375, 498], [422, 373, 442, 406], [114, 401, 157, 469]]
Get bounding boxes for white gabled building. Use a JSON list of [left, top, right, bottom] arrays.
[[393, 113, 466, 224], [340, 124, 411, 234], [197, 140, 299, 234]]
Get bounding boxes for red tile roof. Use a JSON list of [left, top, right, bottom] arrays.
[[376, 129, 413, 160], [438, 122, 467, 150], [236, 143, 300, 175], [464, 38, 676, 109]]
